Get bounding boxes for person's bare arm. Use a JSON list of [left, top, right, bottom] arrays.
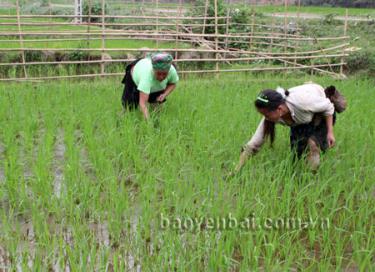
[[326, 115, 335, 147], [139, 92, 150, 120], [157, 84, 176, 102], [233, 118, 266, 173]]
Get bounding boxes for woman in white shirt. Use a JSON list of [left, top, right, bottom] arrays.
[[235, 83, 346, 172]]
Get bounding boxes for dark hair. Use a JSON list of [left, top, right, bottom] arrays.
[[254, 89, 289, 145], [254, 89, 289, 111]]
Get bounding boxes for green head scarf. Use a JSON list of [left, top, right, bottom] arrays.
[[150, 52, 173, 71]]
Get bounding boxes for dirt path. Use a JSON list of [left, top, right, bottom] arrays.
[[268, 12, 374, 22]]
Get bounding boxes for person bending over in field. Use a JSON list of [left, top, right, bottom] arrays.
[[234, 83, 346, 172], [121, 52, 179, 120]]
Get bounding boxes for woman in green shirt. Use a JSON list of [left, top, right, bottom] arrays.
[[121, 52, 179, 120]]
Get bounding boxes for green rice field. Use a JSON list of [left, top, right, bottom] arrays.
[[0, 74, 374, 270]]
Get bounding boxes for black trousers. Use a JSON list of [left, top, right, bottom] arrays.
[[121, 59, 165, 110], [290, 113, 336, 158]]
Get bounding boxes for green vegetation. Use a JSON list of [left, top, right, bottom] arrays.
[[0, 74, 374, 270]]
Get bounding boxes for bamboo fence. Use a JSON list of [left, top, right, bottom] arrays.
[[0, 0, 350, 81]]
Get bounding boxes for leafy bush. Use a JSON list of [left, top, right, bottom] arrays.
[[186, 0, 227, 35], [187, 0, 254, 50], [25, 50, 43, 62], [323, 13, 341, 25], [228, 8, 252, 49], [82, 1, 114, 23], [346, 50, 375, 75]]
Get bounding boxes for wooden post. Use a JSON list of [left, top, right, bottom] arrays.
[[249, 10, 255, 50], [224, 3, 230, 59], [294, 0, 300, 66], [156, 0, 159, 49], [101, 0, 105, 76], [16, 0, 27, 78], [269, 16, 275, 53], [141, 0, 145, 16], [48, 0, 52, 17], [86, 0, 92, 49], [340, 9, 348, 76], [74, 0, 83, 24], [175, 0, 182, 60], [283, 0, 287, 67], [202, 0, 209, 35], [214, 0, 219, 76]]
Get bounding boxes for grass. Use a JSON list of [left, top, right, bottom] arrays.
[[0, 73, 374, 270], [0, 16, 191, 50]]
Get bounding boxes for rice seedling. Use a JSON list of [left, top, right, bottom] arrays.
[[0, 72, 374, 270]]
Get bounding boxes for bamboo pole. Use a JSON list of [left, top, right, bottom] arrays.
[[0, 21, 308, 31], [0, 37, 303, 49], [0, 14, 229, 20], [0, 43, 350, 55], [255, 50, 342, 77], [340, 8, 348, 76], [101, 0, 105, 76], [0, 63, 346, 82], [0, 54, 348, 67], [15, 0, 27, 78], [0, 31, 349, 41], [0, 22, 230, 27]]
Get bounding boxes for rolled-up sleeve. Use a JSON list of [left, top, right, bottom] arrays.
[[244, 117, 266, 154], [168, 66, 179, 84]]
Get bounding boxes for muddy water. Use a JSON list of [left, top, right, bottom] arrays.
[[1, 127, 146, 271], [53, 129, 66, 198]]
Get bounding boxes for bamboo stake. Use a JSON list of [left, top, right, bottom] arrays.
[[250, 10, 255, 50], [224, 4, 230, 59], [101, 0, 105, 76], [214, 0, 219, 76], [48, 0, 52, 17], [156, 0, 159, 48], [340, 8, 348, 76], [86, 0, 92, 50], [269, 15, 275, 53], [294, 0, 301, 66], [15, 0, 27, 78], [202, 0, 209, 35], [175, 0, 182, 59], [283, 0, 287, 67], [142, 0, 145, 16]]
